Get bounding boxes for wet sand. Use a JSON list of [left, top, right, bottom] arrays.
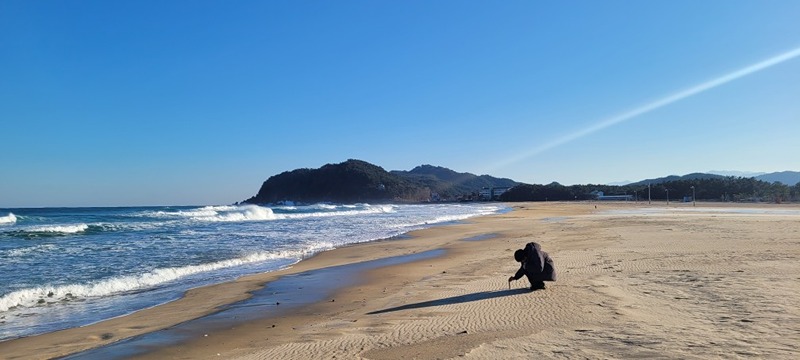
[[3, 202, 799, 359]]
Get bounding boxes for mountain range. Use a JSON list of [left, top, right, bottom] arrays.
[[243, 159, 518, 204], [627, 171, 800, 187], [242, 159, 798, 204], [753, 171, 800, 185]]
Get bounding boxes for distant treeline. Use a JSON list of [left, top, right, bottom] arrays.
[[500, 177, 800, 203], [244, 159, 799, 205]]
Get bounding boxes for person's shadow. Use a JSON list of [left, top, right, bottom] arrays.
[[367, 288, 530, 315]]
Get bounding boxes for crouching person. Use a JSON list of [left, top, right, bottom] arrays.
[[508, 242, 556, 290]]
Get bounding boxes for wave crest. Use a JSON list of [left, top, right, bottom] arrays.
[[149, 205, 278, 222], [0, 213, 16, 224], [281, 204, 396, 219], [26, 224, 89, 234], [0, 246, 329, 312], [198, 205, 278, 222]]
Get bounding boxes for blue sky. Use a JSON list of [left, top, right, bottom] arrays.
[[2, 1, 799, 207]]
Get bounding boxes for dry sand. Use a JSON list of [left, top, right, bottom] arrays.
[[2, 202, 799, 359]]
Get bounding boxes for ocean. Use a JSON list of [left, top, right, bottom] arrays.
[[0, 203, 505, 341]]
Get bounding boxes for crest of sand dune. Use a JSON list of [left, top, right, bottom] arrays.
[[3, 202, 798, 359]]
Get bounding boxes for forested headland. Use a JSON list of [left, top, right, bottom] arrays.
[[243, 159, 800, 204]]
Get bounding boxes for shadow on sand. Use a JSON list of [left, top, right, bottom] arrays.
[[367, 288, 531, 315]]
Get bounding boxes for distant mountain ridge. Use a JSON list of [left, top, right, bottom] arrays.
[[242, 160, 798, 205], [708, 170, 767, 177], [754, 171, 800, 185], [626, 171, 800, 186], [243, 160, 518, 204], [391, 165, 518, 199], [627, 173, 726, 186]]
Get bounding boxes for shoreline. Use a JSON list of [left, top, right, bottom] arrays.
[[3, 201, 800, 359], [64, 249, 449, 359], [0, 205, 514, 359]]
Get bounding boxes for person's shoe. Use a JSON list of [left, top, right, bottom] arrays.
[[530, 282, 546, 291]]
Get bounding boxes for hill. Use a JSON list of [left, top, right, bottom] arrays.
[[755, 171, 800, 186], [625, 171, 800, 187], [627, 173, 725, 186], [242, 161, 799, 205], [391, 165, 518, 200], [243, 160, 426, 204], [243, 160, 518, 204]]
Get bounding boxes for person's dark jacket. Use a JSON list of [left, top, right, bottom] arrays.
[[512, 242, 556, 282]]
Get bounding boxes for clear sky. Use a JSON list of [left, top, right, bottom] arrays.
[[2, 1, 799, 207]]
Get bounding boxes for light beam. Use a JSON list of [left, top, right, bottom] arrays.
[[489, 46, 800, 172]]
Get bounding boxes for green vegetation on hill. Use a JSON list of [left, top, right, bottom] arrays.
[[627, 173, 726, 186], [243, 160, 424, 204], [391, 165, 518, 200], [243, 160, 800, 204], [500, 177, 800, 203], [243, 160, 518, 204]]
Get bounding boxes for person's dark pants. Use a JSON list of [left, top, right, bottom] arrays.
[[525, 274, 546, 290]]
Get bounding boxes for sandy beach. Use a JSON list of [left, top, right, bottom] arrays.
[[3, 202, 799, 359]]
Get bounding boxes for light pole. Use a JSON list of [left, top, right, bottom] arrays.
[[648, 184, 651, 204], [691, 186, 696, 207], [665, 188, 669, 205]]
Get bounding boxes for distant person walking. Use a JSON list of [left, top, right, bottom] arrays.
[[508, 242, 556, 290]]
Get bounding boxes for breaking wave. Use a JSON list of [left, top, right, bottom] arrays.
[[3, 223, 134, 239], [149, 205, 278, 222], [144, 204, 396, 222], [23, 224, 90, 235], [0, 203, 508, 341], [0, 213, 16, 224], [0, 246, 329, 312], [281, 204, 395, 219], [190, 205, 278, 222]]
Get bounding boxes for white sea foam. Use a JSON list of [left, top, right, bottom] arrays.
[[146, 204, 397, 222], [0, 203, 508, 341], [101, 222, 163, 232], [6, 244, 57, 257], [282, 204, 396, 219], [26, 224, 89, 234], [147, 205, 278, 222], [0, 246, 327, 312], [0, 213, 16, 224], [387, 206, 501, 230], [395, 214, 476, 229], [165, 206, 236, 218], [192, 205, 278, 222]]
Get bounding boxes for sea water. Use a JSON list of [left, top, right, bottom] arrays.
[[0, 203, 505, 340]]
